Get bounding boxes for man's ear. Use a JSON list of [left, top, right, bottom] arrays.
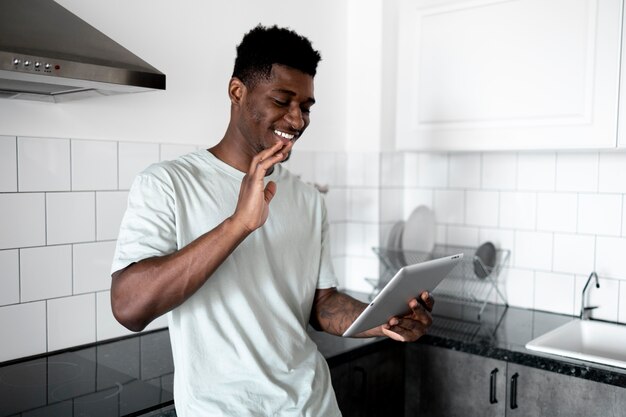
[[228, 77, 246, 106]]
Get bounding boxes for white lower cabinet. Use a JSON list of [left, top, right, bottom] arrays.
[[406, 344, 626, 417]]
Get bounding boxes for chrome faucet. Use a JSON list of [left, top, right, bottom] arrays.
[[580, 271, 600, 320]]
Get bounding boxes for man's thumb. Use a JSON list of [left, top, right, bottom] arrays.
[[264, 181, 277, 203]]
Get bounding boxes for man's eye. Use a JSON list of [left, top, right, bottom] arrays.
[[273, 98, 288, 106]]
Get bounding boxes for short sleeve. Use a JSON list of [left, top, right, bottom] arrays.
[[316, 197, 339, 289], [110, 172, 177, 275]]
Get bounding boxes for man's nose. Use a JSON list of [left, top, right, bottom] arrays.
[[285, 106, 305, 130]]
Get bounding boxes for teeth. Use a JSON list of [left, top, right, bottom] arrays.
[[274, 130, 295, 140]]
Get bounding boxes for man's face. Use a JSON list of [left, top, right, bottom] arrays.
[[236, 64, 315, 159]]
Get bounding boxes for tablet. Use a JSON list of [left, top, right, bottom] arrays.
[[342, 253, 463, 337]]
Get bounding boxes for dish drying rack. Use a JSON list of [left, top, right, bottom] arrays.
[[369, 244, 510, 320]]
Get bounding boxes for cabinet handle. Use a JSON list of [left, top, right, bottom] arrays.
[[510, 372, 519, 410], [489, 368, 498, 404]]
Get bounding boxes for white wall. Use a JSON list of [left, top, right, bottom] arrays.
[[0, 0, 348, 152]]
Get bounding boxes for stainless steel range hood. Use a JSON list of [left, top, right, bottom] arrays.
[[0, 0, 166, 103]]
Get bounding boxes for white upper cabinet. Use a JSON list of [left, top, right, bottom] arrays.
[[619, 1, 626, 148], [395, 0, 623, 151]]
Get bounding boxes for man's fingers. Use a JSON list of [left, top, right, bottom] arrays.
[[250, 141, 293, 176]]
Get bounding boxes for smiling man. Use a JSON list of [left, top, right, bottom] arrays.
[[110, 24, 434, 416]]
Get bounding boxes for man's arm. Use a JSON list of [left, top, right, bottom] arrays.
[[310, 288, 434, 342], [111, 140, 293, 332]]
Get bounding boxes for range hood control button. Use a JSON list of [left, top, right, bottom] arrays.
[[24, 60, 30, 67], [45, 63, 51, 70], [13, 58, 20, 65], [34, 62, 41, 68]]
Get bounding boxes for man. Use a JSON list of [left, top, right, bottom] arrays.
[[110, 24, 434, 416]]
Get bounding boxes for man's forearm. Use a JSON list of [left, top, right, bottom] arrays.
[[111, 217, 250, 332], [311, 289, 384, 338]]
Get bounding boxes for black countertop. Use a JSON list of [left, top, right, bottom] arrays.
[[1, 299, 625, 416]]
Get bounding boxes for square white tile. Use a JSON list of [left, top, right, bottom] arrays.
[[534, 271, 575, 315], [0, 301, 46, 362], [332, 256, 347, 289], [448, 153, 481, 189], [465, 190, 499, 227], [536, 192, 577, 232], [500, 267, 534, 309], [380, 188, 404, 223], [347, 153, 379, 187], [71, 139, 118, 191], [73, 241, 117, 294], [96, 291, 133, 341], [556, 152, 598, 192], [517, 152, 556, 191], [595, 237, 626, 279], [345, 223, 366, 256], [380, 152, 404, 187], [324, 188, 347, 223], [20, 245, 72, 302], [499, 192, 536, 230], [18, 137, 70, 191], [0, 249, 19, 306], [288, 150, 316, 183], [514, 231, 553, 270], [577, 193, 622, 236], [434, 190, 464, 224], [344, 256, 379, 293], [0, 136, 17, 192], [348, 189, 379, 223], [313, 152, 339, 187], [418, 153, 448, 188], [598, 152, 626, 193], [403, 153, 420, 187], [47, 294, 96, 352], [118, 142, 160, 189], [0, 193, 46, 250], [482, 153, 517, 190], [552, 233, 595, 275], [47, 192, 96, 244], [160, 144, 197, 162], [96, 191, 129, 240]]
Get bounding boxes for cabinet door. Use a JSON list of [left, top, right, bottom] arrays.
[[405, 344, 506, 417], [395, 0, 622, 151], [330, 342, 405, 417], [506, 363, 626, 417]]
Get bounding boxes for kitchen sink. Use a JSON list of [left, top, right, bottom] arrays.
[[526, 319, 626, 369]]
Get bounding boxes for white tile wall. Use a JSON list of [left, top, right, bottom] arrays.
[[118, 142, 160, 189], [71, 139, 118, 191], [73, 241, 117, 294], [47, 293, 96, 351], [0, 250, 19, 306], [46, 192, 96, 244], [0, 302, 46, 362], [18, 137, 71, 191], [0, 136, 17, 192], [396, 150, 626, 320], [0, 193, 46, 250], [96, 191, 128, 240], [160, 144, 198, 162], [20, 245, 72, 302], [0, 136, 166, 361]]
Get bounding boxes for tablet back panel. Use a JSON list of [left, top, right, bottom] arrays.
[[343, 253, 462, 337]]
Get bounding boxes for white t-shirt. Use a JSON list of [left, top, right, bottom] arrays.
[[111, 150, 341, 417]]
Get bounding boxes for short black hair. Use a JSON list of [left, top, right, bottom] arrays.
[[232, 24, 322, 88]]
